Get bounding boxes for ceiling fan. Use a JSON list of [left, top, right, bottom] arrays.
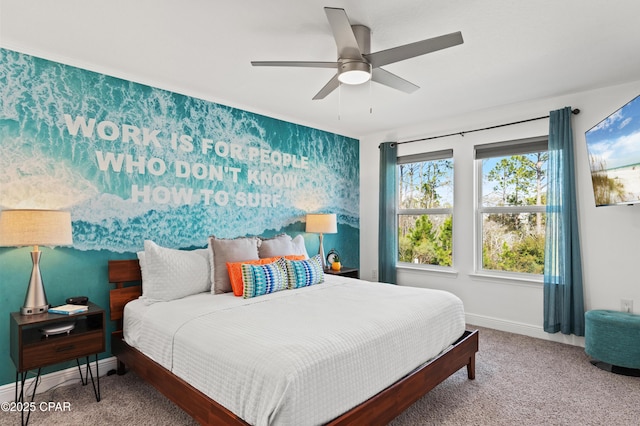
[[251, 7, 464, 100]]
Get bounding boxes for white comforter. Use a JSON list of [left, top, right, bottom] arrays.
[[124, 275, 465, 426]]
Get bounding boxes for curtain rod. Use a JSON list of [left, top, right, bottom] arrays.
[[396, 108, 580, 145]]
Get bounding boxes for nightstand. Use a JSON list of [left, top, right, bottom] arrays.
[[10, 302, 105, 425], [324, 267, 359, 279]]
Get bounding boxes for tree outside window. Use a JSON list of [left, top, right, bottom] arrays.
[[397, 152, 453, 267], [479, 147, 547, 275]]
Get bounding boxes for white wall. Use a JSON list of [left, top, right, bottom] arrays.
[[359, 79, 640, 346]]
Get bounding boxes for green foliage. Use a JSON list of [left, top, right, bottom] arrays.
[[482, 152, 547, 274], [399, 159, 453, 209], [398, 215, 452, 266], [418, 160, 452, 208], [398, 157, 453, 267], [483, 233, 545, 274], [436, 216, 453, 266], [487, 154, 546, 206]]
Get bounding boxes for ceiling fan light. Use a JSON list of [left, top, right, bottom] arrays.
[[338, 61, 371, 85]]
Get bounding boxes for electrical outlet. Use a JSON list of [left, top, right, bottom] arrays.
[[621, 299, 633, 313], [371, 269, 378, 281]]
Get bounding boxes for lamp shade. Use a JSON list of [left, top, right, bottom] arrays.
[[0, 209, 73, 247], [305, 213, 337, 234]]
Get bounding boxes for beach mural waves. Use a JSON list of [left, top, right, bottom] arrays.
[[0, 48, 359, 254]]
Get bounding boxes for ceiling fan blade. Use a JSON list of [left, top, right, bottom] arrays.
[[324, 7, 362, 60], [371, 68, 419, 94], [312, 74, 340, 100], [366, 31, 463, 68], [251, 61, 338, 69]]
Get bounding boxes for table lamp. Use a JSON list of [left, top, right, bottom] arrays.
[[0, 209, 73, 315], [305, 213, 337, 269]]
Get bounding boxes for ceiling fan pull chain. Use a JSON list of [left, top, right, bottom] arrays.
[[369, 78, 373, 114]]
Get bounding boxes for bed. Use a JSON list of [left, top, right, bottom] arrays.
[[108, 251, 478, 425]]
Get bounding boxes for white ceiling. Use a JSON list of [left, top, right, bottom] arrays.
[[1, 0, 639, 140]]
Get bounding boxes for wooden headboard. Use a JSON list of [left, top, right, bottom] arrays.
[[108, 259, 142, 326]]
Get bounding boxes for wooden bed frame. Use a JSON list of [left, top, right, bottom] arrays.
[[108, 259, 478, 425]]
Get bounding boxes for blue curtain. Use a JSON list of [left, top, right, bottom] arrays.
[[378, 142, 397, 284], [544, 107, 585, 336]]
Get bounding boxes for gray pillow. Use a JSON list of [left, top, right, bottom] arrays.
[[259, 233, 309, 259], [210, 235, 260, 294]]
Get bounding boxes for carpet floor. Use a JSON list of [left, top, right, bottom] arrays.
[[3, 326, 639, 425]]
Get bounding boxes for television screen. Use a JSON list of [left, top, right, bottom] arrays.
[[585, 94, 640, 206]]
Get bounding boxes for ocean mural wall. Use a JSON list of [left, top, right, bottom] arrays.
[[0, 48, 359, 386]]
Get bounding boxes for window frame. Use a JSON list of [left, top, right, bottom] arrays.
[[397, 149, 454, 270], [474, 136, 548, 280]]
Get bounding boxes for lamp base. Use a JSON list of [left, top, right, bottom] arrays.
[[21, 304, 49, 316], [21, 249, 50, 316], [318, 233, 326, 270]]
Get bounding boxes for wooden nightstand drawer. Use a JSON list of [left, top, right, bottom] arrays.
[[21, 329, 105, 370], [11, 302, 106, 372], [11, 301, 106, 421]]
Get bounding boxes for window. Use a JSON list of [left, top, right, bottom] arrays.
[[475, 137, 547, 276], [397, 150, 453, 267]]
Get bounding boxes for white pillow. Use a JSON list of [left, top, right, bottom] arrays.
[[291, 234, 309, 259], [139, 240, 211, 302]]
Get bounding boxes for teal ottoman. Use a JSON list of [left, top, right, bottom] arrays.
[[585, 310, 640, 376]]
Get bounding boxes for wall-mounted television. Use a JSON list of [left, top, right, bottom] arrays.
[[585, 94, 640, 206]]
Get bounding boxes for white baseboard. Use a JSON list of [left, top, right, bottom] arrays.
[[466, 313, 586, 347], [0, 357, 117, 403]]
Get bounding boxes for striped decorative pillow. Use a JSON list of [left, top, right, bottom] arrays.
[[286, 254, 325, 289], [242, 257, 289, 298], [228, 255, 306, 297]]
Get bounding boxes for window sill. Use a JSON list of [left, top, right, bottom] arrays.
[[469, 271, 543, 287], [397, 264, 459, 278]]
